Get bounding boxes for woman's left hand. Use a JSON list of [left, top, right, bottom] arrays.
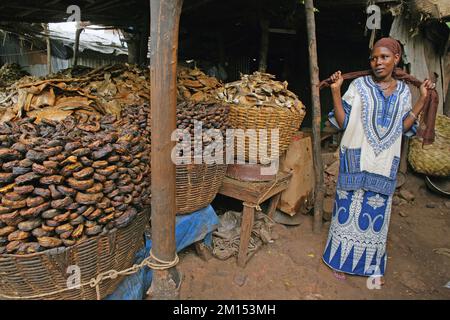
[[420, 79, 436, 98]]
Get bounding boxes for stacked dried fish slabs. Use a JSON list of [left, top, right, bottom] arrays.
[[175, 100, 230, 160], [177, 67, 223, 103], [0, 112, 150, 255], [0, 64, 151, 124]]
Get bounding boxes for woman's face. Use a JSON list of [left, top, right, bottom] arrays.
[[370, 47, 400, 79]]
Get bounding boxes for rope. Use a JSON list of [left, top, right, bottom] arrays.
[[0, 249, 179, 300], [242, 174, 280, 212], [242, 202, 262, 211]]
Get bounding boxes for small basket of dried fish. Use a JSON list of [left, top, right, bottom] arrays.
[[217, 72, 306, 162]]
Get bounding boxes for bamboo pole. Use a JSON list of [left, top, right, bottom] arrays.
[[305, 0, 324, 233], [147, 0, 183, 300]]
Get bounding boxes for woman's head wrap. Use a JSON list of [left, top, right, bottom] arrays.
[[373, 37, 402, 58]]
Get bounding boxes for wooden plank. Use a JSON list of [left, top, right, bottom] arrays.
[[258, 179, 291, 203], [218, 172, 291, 203], [237, 205, 255, 267]]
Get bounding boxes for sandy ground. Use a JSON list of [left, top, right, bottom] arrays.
[[177, 173, 450, 300]]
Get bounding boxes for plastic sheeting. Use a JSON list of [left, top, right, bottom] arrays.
[[105, 205, 219, 300]]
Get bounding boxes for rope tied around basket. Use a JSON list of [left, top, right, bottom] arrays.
[[0, 249, 179, 300], [89, 249, 179, 300]]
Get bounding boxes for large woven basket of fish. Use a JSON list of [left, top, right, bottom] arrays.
[[217, 72, 306, 163], [176, 164, 227, 214], [408, 114, 450, 177], [174, 70, 231, 214], [0, 208, 149, 300]]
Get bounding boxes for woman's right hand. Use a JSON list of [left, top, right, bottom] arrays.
[[330, 71, 344, 89]]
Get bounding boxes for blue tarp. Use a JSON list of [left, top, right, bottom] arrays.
[[105, 205, 219, 300]]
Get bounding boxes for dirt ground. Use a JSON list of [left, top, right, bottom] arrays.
[[177, 172, 450, 300]]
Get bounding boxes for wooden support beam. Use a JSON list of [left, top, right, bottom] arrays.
[[147, 0, 184, 300], [304, 0, 324, 234], [123, 30, 139, 64], [139, 18, 150, 65], [42, 23, 52, 75], [72, 24, 83, 67], [258, 16, 269, 73]]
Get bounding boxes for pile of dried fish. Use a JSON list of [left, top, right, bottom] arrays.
[[177, 67, 223, 103], [0, 64, 150, 124], [175, 100, 230, 158], [0, 63, 29, 88], [122, 103, 151, 146], [119, 98, 229, 159], [0, 111, 150, 255], [216, 71, 304, 110]]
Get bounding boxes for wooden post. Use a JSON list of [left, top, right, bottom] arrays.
[[123, 30, 139, 64], [237, 205, 255, 267], [128, 39, 139, 64], [42, 23, 52, 75], [73, 22, 83, 67], [305, 0, 324, 234], [147, 0, 183, 300], [258, 16, 269, 73], [139, 20, 150, 65]]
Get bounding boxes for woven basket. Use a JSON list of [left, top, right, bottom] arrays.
[[410, 0, 450, 19], [0, 209, 149, 300], [408, 114, 450, 177], [229, 103, 305, 162], [176, 163, 227, 214]]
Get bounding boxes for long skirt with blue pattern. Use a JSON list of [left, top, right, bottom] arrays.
[[322, 188, 392, 276]]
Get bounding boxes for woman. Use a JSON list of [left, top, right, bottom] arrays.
[[321, 38, 436, 282]]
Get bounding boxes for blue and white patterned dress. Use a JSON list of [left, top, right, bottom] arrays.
[[322, 76, 417, 277]]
